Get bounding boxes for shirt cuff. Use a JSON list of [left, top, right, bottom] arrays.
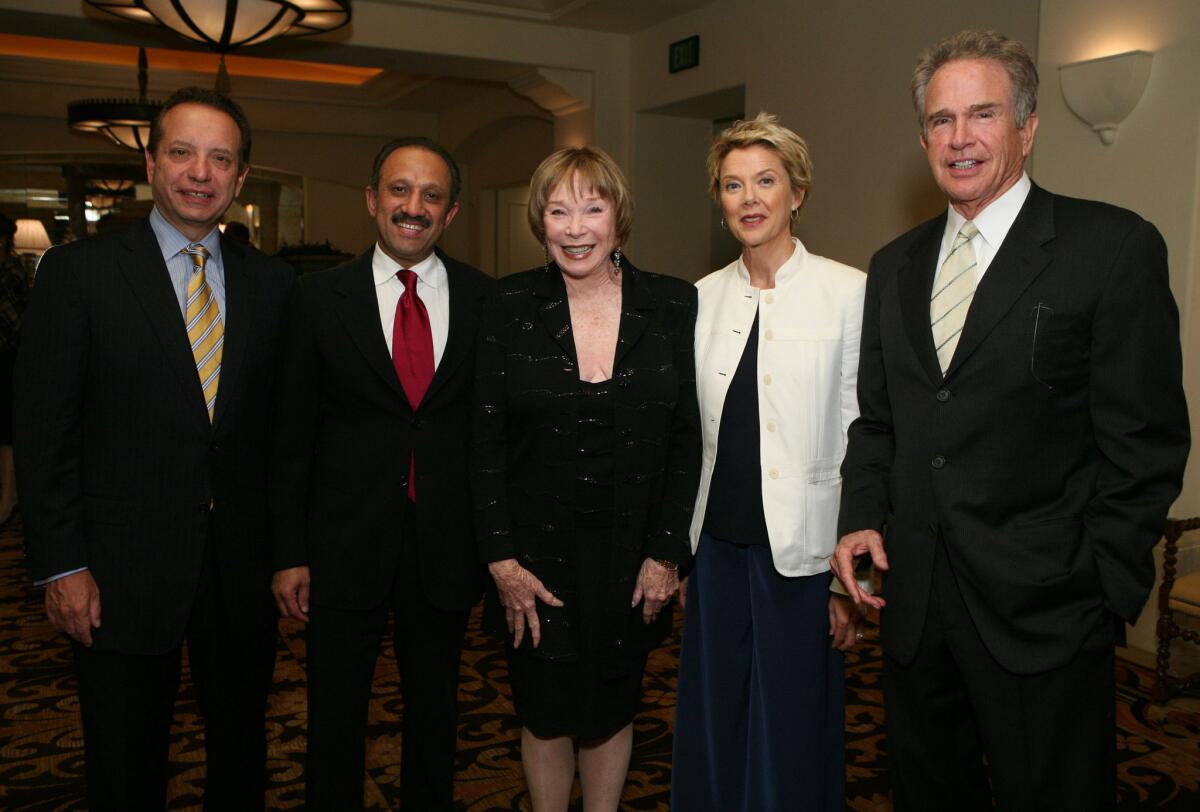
[[35, 567, 88, 587]]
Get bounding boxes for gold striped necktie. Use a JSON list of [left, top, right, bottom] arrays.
[[930, 221, 979, 375], [181, 243, 223, 421]]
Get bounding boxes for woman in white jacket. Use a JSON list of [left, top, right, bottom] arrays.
[[671, 113, 865, 812]]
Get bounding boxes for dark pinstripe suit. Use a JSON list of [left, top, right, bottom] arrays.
[[15, 217, 294, 810]]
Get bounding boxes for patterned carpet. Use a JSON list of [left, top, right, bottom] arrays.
[[1, 519, 1199, 810]]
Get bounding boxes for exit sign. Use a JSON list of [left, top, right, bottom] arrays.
[[669, 35, 700, 73]]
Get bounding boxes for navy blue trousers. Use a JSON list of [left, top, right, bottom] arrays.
[[671, 533, 845, 812]]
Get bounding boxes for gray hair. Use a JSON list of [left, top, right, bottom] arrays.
[[911, 29, 1038, 132]]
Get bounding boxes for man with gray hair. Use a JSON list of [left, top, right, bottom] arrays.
[[832, 29, 1189, 810]]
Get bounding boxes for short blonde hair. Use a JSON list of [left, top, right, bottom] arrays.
[[527, 146, 634, 246], [707, 112, 813, 209]]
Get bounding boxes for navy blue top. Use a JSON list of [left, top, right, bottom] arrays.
[[703, 311, 770, 547]]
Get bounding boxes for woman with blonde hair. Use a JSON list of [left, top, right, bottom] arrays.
[[472, 146, 700, 811], [671, 113, 864, 811]]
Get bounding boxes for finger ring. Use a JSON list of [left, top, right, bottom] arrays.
[[855, 631, 865, 641]]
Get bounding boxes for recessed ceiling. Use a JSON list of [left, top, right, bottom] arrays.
[[0, 33, 383, 86], [369, 0, 715, 33]]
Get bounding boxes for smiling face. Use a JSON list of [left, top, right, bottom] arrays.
[[145, 102, 249, 242], [718, 144, 801, 255], [920, 57, 1038, 220], [366, 146, 459, 267], [542, 173, 618, 281]]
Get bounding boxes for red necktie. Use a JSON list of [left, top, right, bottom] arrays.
[[392, 269, 434, 501]]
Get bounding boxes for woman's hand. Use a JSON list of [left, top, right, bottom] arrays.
[[488, 558, 563, 648], [828, 593, 861, 651], [632, 558, 680, 624]]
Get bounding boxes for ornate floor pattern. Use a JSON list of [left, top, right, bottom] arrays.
[[1, 520, 1198, 810]]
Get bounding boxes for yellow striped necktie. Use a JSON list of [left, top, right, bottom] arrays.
[[181, 243, 223, 421], [930, 221, 979, 375]]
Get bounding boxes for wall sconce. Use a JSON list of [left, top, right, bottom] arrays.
[[13, 219, 52, 257], [1059, 51, 1153, 145]]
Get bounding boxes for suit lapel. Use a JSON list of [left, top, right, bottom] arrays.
[[534, 265, 578, 363], [333, 250, 410, 405], [423, 251, 481, 406], [614, 264, 656, 370], [116, 220, 210, 425], [943, 185, 1054, 380], [898, 216, 947, 388], [212, 235, 249, 427]]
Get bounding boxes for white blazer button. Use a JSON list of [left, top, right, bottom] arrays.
[[765, 293, 775, 304], [768, 468, 780, 479], [766, 421, 777, 432], [762, 374, 772, 385], [765, 329, 774, 340]]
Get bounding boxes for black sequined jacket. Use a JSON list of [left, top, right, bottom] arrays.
[[470, 261, 701, 662]]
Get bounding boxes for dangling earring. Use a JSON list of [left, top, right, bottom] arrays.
[[612, 246, 622, 274], [790, 207, 800, 221], [719, 218, 727, 230], [543, 243, 550, 273]]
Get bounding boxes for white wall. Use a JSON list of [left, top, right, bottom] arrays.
[[629, 0, 1040, 275], [628, 113, 713, 280]]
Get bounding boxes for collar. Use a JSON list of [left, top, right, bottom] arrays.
[[945, 172, 1031, 248], [733, 237, 806, 288], [149, 206, 222, 266], [371, 245, 445, 289]]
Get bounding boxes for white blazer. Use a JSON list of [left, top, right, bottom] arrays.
[[690, 238, 865, 576]]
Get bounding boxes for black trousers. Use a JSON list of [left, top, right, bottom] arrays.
[[883, 539, 1116, 812], [304, 506, 470, 811], [72, 539, 278, 812]]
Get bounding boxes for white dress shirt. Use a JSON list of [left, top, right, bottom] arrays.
[[937, 173, 1032, 282], [372, 245, 450, 369]]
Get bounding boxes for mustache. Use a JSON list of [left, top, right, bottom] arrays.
[[391, 212, 431, 229]]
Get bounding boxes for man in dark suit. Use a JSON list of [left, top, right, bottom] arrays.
[[270, 137, 492, 810], [832, 30, 1189, 811], [15, 87, 294, 811]]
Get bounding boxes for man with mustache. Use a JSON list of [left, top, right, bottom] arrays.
[[271, 137, 493, 810]]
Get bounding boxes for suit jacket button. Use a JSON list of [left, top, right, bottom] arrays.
[[936, 389, 951, 402], [931, 455, 946, 469]]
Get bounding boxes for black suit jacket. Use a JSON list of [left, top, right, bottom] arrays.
[[15, 218, 295, 655], [470, 262, 701, 660], [839, 184, 1189, 674], [270, 248, 493, 612]]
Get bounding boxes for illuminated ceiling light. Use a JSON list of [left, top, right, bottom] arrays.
[[68, 47, 162, 152], [94, 178, 137, 194], [85, 1, 351, 50]]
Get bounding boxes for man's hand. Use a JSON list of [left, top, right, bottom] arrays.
[[830, 529, 888, 610], [45, 571, 101, 646], [272, 566, 311, 622], [632, 558, 680, 624], [488, 558, 563, 648]]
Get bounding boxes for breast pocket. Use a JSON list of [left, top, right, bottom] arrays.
[[1029, 307, 1089, 390]]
